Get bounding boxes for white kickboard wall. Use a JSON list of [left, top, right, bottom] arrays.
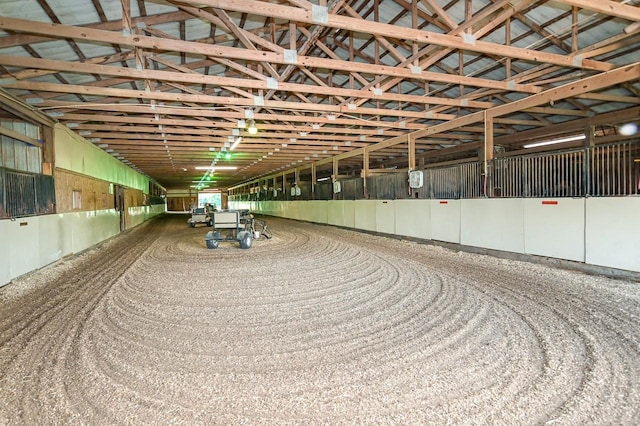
[[1, 205, 165, 287], [231, 197, 639, 273]]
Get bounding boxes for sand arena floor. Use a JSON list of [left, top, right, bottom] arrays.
[[1, 214, 639, 425]]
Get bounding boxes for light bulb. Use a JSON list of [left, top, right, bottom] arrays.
[[247, 119, 257, 135]]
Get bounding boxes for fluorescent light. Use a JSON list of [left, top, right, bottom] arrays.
[[523, 134, 585, 149], [619, 123, 638, 136], [317, 177, 330, 182], [230, 137, 242, 151], [194, 166, 237, 170]]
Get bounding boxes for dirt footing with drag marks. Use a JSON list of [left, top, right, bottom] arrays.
[[1, 214, 639, 424]]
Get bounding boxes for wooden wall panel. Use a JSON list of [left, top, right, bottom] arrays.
[[55, 169, 144, 213]]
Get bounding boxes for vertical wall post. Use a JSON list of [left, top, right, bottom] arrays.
[[282, 172, 286, 199], [332, 157, 339, 200], [311, 163, 316, 200], [363, 147, 370, 199], [484, 111, 494, 197], [584, 124, 595, 196], [408, 134, 416, 171], [273, 176, 277, 200]]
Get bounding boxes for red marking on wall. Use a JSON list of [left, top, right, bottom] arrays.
[[439, 201, 448, 204], [542, 200, 558, 205]]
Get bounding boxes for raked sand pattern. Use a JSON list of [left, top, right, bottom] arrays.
[[1, 214, 639, 425]]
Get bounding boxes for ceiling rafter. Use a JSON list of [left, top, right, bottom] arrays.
[[182, 0, 612, 71], [0, 0, 637, 188]]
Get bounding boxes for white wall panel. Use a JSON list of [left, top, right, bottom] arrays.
[[284, 201, 296, 219], [354, 200, 377, 231], [586, 197, 640, 272], [376, 201, 396, 235], [264, 201, 275, 216], [0, 206, 162, 287], [430, 200, 461, 243], [461, 199, 525, 253], [327, 200, 344, 226], [128, 206, 147, 229], [70, 211, 118, 254], [39, 215, 63, 267], [0, 221, 11, 286], [247, 197, 639, 274], [343, 201, 355, 228], [395, 199, 431, 239], [310, 201, 328, 224], [524, 198, 585, 262], [8, 217, 41, 280], [298, 201, 312, 221]]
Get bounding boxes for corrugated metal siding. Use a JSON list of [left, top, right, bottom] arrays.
[[6, 171, 36, 217], [0, 167, 55, 218], [35, 173, 56, 214]]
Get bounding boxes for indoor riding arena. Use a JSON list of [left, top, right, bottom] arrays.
[[1, 0, 639, 424], [2, 215, 639, 424]]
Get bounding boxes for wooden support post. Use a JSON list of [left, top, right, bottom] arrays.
[[363, 147, 369, 199], [311, 163, 316, 199], [408, 134, 416, 171], [282, 172, 286, 196], [584, 123, 595, 196], [333, 157, 339, 200], [273, 176, 277, 199], [484, 112, 494, 197]]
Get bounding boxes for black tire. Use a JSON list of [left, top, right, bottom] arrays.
[[206, 239, 219, 249], [207, 219, 213, 227], [239, 232, 253, 249], [189, 222, 196, 228], [261, 226, 272, 239]]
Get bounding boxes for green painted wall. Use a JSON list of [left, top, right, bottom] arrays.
[[54, 124, 151, 193]]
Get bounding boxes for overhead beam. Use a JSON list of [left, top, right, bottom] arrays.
[[0, 55, 495, 108], [176, 0, 612, 71], [413, 62, 640, 138], [553, 0, 640, 22], [0, 19, 541, 94]]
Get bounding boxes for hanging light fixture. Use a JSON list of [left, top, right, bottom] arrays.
[[247, 119, 258, 135]]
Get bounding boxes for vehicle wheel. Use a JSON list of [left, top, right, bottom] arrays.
[[261, 227, 272, 239], [239, 232, 253, 249], [207, 219, 213, 227], [206, 239, 219, 249], [189, 222, 196, 228]]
